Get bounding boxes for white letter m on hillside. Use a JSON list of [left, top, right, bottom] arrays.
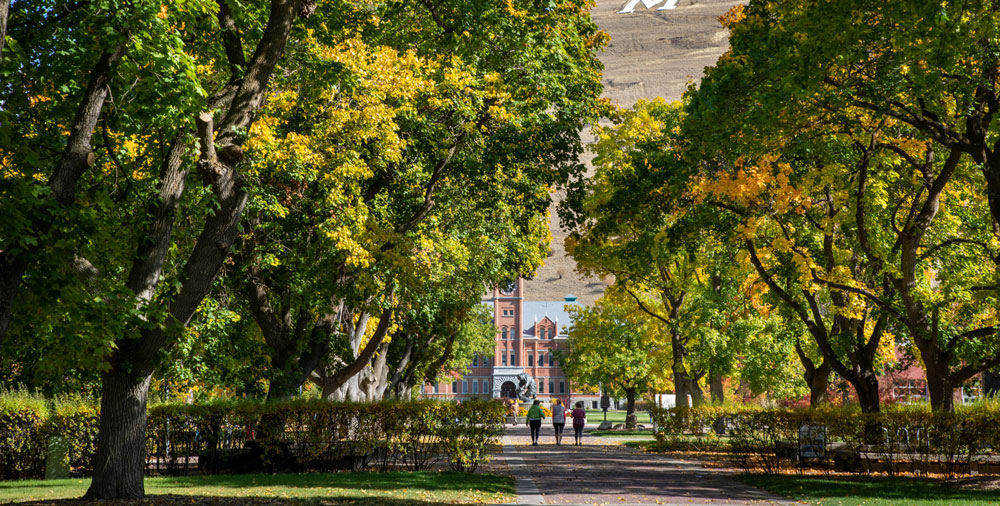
[[618, 0, 678, 13]]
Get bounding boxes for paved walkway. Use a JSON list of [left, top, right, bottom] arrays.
[[498, 424, 794, 506]]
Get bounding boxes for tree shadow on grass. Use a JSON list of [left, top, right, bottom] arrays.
[[740, 474, 1000, 503], [148, 470, 512, 494], [1, 472, 514, 505], [0, 480, 90, 492], [14, 494, 484, 505]]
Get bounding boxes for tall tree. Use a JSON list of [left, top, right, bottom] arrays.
[[232, 0, 604, 400], [561, 287, 670, 427], [566, 99, 710, 406], [686, 0, 1000, 411], [87, 0, 313, 497], [2, 0, 318, 497]]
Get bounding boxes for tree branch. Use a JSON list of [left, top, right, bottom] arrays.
[[622, 285, 671, 325], [919, 238, 992, 260], [216, 0, 306, 146], [809, 269, 902, 320], [323, 306, 394, 392]]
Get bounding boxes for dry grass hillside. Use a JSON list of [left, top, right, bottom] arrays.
[[523, 0, 743, 305]]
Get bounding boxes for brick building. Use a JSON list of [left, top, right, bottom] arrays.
[[421, 278, 600, 406]]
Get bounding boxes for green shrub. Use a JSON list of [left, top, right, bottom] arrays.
[[0, 393, 506, 480], [649, 402, 1000, 476], [145, 397, 507, 475], [0, 391, 48, 480], [45, 397, 100, 476], [441, 399, 504, 472]]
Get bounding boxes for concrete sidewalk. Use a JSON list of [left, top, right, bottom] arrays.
[[497, 424, 794, 506]]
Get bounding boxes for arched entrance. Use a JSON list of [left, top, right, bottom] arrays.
[[500, 381, 517, 399]]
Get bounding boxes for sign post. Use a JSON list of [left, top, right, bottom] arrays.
[[798, 424, 826, 461]]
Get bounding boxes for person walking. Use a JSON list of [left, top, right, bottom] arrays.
[[571, 401, 587, 445], [504, 398, 519, 426], [526, 399, 545, 446], [551, 399, 566, 445]]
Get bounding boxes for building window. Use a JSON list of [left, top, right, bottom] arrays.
[[434, 383, 439, 394], [549, 380, 554, 394], [528, 354, 534, 366], [502, 327, 508, 340], [539, 351, 545, 366], [482, 379, 488, 394], [473, 355, 478, 367], [559, 381, 565, 393], [547, 352, 553, 367], [502, 353, 507, 366], [539, 380, 544, 393], [510, 351, 516, 366]]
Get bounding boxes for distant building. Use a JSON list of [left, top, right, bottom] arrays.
[[421, 278, 601, 407], [880, 360, 980, 405]]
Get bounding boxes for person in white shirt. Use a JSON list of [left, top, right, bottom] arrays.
[[551, 399, 566, 446]]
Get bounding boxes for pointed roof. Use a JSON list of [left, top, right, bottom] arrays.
[[521, 300, 579, 337]]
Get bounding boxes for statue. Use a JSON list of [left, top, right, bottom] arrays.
[[515, 372, 537, 401]]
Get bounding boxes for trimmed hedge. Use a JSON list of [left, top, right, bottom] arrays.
[[0, 396, 504, 480], [0, 393, 48, 480], [651, 403, 1000, 476]]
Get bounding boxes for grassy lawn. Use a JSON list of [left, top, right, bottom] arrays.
[[0, 471, 515, 505], [623, 440, 657, 450], [584, 410, 654, 424], [623, 436, 731, 453], [587, 429, 655, 439], [740, 474, 1000, 506]]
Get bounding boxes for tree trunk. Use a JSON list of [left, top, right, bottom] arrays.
[[669, 322, 689, 408], [672, 368, 689, 408], [84, 367, 153, 499], [267, 371, 301, 400], [984, 371, 1000, 398], [980, 144, 1000, 236], [624, 388, 637, 429], [797, 341, 831, 407], [923, 357, 955, 412], [0, 261, 25, 348], [0, 0, 9, 61], [316, 307, 393, 399], [854, 370, 881, 413], [808, 361, 831, 407], [688, 378, 705, 407], [709, 372, 724, 404], [387, 334, 416, 398]]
